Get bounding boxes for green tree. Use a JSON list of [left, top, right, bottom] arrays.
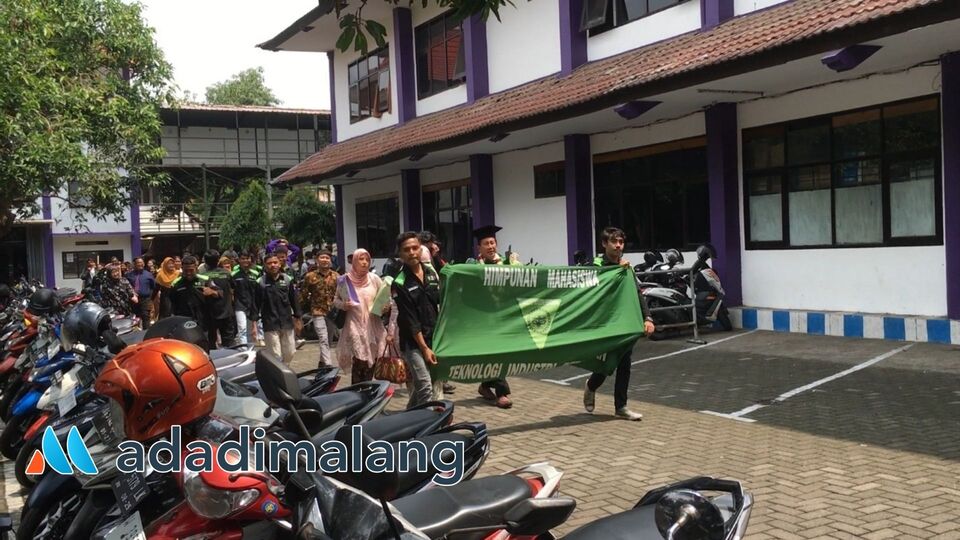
[[219, 181, 275, 253], [205, 67, 280, 107], [0, 0, 173, 236], [335, 0, 519, 53], [275, 188, 336, 249]]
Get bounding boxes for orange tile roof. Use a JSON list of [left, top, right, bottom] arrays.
[[278, 0, 956, 184]]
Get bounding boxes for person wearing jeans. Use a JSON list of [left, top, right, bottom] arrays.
[[253, 254, 302, 364], [125, 257, 156, 329], [232, 252, 260, 345], [392, 232, 444, 409], [299, 250, 339, 367]]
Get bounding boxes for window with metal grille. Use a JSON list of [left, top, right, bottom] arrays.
[[348, 47, 391, 123]]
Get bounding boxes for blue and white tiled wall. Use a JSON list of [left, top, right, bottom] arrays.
[[729, 307, 960, 344]]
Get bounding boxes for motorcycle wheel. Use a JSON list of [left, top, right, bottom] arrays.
[[15, 435, 41, 487], [717, 306, 733, 331], [16, 490, 86, 540], [0, 412, 36, 459], [0, 376, 24, 421]]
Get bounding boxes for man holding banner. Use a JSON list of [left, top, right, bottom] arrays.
[[583, 227, 655, 421], [472, 225, 517, 409]]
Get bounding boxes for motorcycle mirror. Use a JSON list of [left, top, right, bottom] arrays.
[[654, 490, 725, 540], [503, 497, 577, 536], [255, 350, 303, 406]]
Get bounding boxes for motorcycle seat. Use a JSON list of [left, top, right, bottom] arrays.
[[392, 475, 533, 540], [562, 506, 660, 540], [392, 432, 472, 495], [298, 390, 367, 425], [311, 407, 444, 446], [120, 330, 146, 345], [209, 349, 243, 363]]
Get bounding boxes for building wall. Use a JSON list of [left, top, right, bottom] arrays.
[[738, 64, 945, 316], [49, 191, 132, 234], [341, 176, 402, 269], [733, 0, 791, 16], [586, 0, 701, 62], [334, 18, 400, 142], [492, 143, 567, 264], [486, 0, 562, 93], [52, 234, 132, 291], [161, 126, 319, 168]]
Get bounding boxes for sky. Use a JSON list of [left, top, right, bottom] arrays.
[[139, 0, 330, 110]]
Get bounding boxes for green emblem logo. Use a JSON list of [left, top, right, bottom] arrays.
[[517, 298, 561, 349]]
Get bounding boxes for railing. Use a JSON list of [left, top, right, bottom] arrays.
[[139, 203, 232, 234]]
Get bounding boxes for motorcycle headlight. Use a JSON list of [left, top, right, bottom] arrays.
[[183, 467, 260, 519]]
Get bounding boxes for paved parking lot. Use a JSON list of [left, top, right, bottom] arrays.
[[2, 329, 959, 539]]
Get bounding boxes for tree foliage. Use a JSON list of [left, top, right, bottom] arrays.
[[0, 0, 173, 235], [336, 0, 519, 53], [205, 67, 280, 107], [275, 188, 336, 249], [219, 180, 275, 253]]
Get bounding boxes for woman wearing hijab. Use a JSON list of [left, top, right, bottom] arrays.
[[155, 257, 181, 319], [99, 264, 137, 315], [334, 249, 395, 384]]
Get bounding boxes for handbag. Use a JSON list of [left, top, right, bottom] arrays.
[[373, 343, 407, 384]]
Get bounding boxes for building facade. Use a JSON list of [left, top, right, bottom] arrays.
[[262, 0, 960, 341], [2, 104, 331, 291]]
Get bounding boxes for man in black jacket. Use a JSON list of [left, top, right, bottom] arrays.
[[254, 253, 302, 364], [202, 250, 237, 347], [231, 252, 260, 345], [166, 255, 218, 333]]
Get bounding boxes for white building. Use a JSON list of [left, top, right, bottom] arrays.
[[262, 0, 960, 343], [2, 104, 330, 291]]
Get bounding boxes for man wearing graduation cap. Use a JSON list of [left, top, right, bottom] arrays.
[[472, 224, 517, 409]]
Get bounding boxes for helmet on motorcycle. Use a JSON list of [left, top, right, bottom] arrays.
[[665, 249, 684, 265], [643, 251, 661, 267], [144, 316, 211, 352], [94, 339, 217, 442], [26, 288, 62, 316], [0, 284, 11, 299], [62, 301, 112, 351], [696, 244, 718, 262]]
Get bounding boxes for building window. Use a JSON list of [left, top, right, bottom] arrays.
[[743, 96, 941, 249], [422, 181, 473, 262], [581, 0, 687, 35], [534, 162, 565, 199], [355, 195, 399, 258], [348, 47, 391, 123], [415, 12, 466, 100], [593, 137, 709, 252], [62, 250, 124, 279]]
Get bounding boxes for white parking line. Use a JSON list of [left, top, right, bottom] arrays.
[[542, 330, 759, 386], [701, 343, 915, 421]]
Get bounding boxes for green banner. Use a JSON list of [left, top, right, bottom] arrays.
[[431, 264, 644, 383]]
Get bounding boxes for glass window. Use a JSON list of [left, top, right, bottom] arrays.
[[348, 47, 390, 123], [743, 96, 941, 248], [422, 183, 473, 262], [416, 12, 466, 100], [62, 250, 124, 279], [534, 162, 565, 199], [593, 142, 708, 252], [584, 0, 685, 35], [355, 197, 399, 258]]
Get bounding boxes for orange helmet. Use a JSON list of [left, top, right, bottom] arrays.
[[94, 338, 218, 442]]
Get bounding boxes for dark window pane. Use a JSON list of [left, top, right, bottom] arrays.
[[748, 173, 782, 195], [890, 157, 936, 184], [686, 182, 710, 245], [743, 127, 785, 170], [787, 123, 830, 165], [580, 0, 610, 31], [349, 85, 360, 118], [430, 19, 444, 45], [623, 0, 648, 21], [884, 99, 940, 153], [789, 165, 831, 191], [649, 0, 679, 11], [652, 181, 684, 249], [834, 159, 881, 187], [832, 109, 881, 160], [358, 79, 370, 115]]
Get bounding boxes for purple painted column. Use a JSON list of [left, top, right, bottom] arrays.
[[469, 154, 495, 228], [701, 0, 734, 29], [393, 8, 417, 124], [942, 52, 960, 319], [401, 169, 422, 231], [41, 196, 56, 286], [559, 0, 587, 76], [326, 51, 338, 144], [463, 14, 488, 103], [334, 184, 346, 267], [564, 135, 593, 264], [705, 103, 742, 306], [130, 195, 142, 258]]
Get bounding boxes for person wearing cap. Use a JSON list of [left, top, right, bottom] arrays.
[[582, 226, 654, 421], [472, 224, 516, 409]]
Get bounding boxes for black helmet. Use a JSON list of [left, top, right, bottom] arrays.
[[643, 251, 661, 267], [27, 288, 62, 316], [696, 244, 718, 262], [144, 316, 211, 351], [665, 249, 684, 265], [62, 302, 112, 350], [0, 284, 11, 299]]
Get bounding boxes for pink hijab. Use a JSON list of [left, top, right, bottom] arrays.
[[347, 249, 372, 288]]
